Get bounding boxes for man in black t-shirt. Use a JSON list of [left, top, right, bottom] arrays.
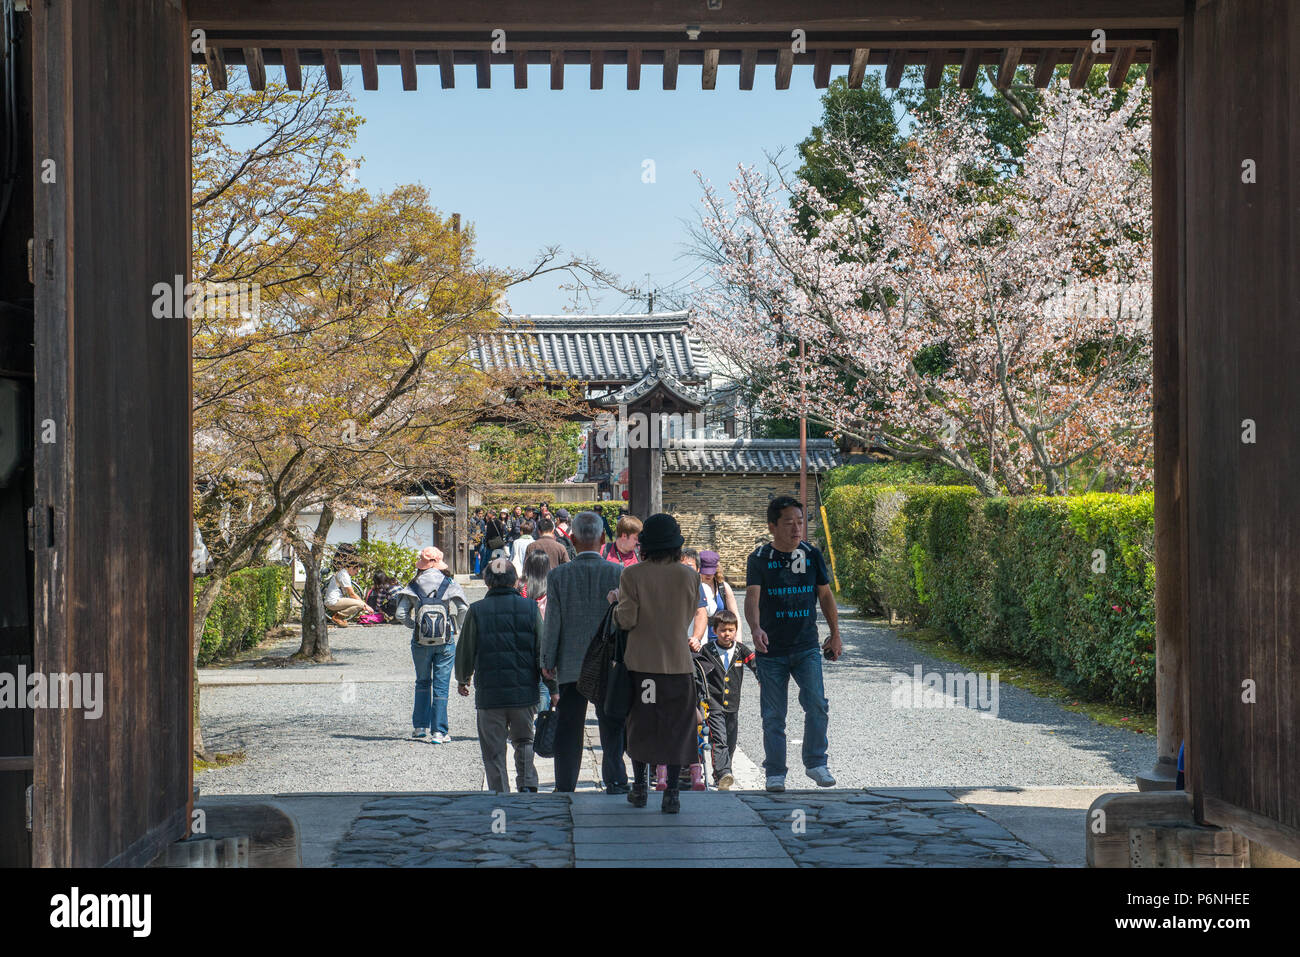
[[744, 495, 842, 792]]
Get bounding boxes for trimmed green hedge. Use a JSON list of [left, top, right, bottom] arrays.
[[822, 460, 973, 495], [825, 483, 1156, 707], [195, 565, 292, 665]]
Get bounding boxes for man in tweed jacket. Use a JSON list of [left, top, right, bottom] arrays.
[[542, 511, 628, 792]]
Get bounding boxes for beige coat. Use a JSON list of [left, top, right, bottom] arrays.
[[615, 560, 701, 675]]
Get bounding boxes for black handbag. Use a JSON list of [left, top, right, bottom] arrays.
[[533, 709, 557, 758], [576, 604, 619, 703], [603, 626, 632, 721]]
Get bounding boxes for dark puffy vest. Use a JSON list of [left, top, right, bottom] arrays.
[[469, 587, 542, 709]]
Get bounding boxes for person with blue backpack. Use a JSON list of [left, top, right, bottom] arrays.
[[395, 546, 469, 743]]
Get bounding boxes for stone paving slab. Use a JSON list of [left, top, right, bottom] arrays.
[[578, 859, 797, 868], [575, 841, 794, 861]]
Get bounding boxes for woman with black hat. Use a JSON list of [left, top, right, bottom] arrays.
[[610, 513, 708, 813]]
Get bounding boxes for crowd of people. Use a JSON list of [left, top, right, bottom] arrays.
[[409, 496, 842, 810]]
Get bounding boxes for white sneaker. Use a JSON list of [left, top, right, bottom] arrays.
[[765, 774, 786, 793], [717, 772, 735, 791], [807, 766, 836, 787], [430, 731, 448, 744], [412, 727, 429, 739]]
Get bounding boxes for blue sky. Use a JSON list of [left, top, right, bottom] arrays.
[[347, 61, 846, 314]]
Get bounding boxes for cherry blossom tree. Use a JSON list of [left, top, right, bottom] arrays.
[[692, 81, 1153, 495]]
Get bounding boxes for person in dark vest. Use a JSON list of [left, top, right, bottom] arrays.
[[455, 557, 556, 792]]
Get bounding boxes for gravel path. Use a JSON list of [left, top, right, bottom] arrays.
[[197, 585, 1154, 796]]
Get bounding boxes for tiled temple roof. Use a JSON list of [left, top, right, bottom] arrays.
[[660, 438, 842, 474]]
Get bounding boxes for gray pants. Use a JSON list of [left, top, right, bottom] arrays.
[[477, 706, 539, 792]]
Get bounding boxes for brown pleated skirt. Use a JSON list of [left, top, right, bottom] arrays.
[[624, 670, 699, 766]]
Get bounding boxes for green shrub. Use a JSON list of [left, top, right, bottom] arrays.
[[350, 539, 420, 594], [823, 460, 973, 495], [824, 478, 1156, 708], [195, 565, 291, 665]]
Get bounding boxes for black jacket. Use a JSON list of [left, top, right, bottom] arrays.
[[697, 641, 758, 714], [455, 586, 553, 710]]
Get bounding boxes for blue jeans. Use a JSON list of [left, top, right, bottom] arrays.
[[411, 640, 456, 734], [756, 645, 829, 775]]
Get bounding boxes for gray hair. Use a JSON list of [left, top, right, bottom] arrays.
[[484, 557, 518, 589], [570, 510, 604, 545]]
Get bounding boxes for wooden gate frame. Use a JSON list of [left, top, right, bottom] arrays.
[[25, 0, 1298, 865]]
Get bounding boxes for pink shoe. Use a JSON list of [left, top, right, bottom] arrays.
[[690, 764, 706, 791], [654, 765, 668, 791]]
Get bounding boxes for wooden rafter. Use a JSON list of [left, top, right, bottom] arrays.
[[358, 48, 378, 90], [550, 48, 563, 89], [513, 48, 527, 87], [813, 48, 832, 88], [399, 48, 416, 89], [281, 46, 302, 89], [438, 48, 454, 87], [775, 48, 792, 89], [702, 48, 719, 89], [1032, 48, 1058, 87], [924, 48, 945, 87], [958, 46, 980, 87], [1069, 46, 1095, 87], [663, 48, 679, 89], [243, 46, 265, 89], [1108, 45, 1136, 87], [476, 50, 490, 88], [847, 47, 870, 88], [627, 47, 641, 89], [321, 47, 342, 89], [204, 44, 227, 90], [996, 46, 1021, 87], [884, 48, 906, 88], [739, 48, 756, 90]]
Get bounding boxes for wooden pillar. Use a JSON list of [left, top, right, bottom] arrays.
[[1138, 29, 1186, 791], [453, 487, 468, 576]]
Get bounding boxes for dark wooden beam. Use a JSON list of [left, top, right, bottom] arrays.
[[204, 44, 227, 90], [550, 48, 563, 88], [187, 1, 1188, 33], [702, 48, 719, 89], [739, 48, 756, 90], [847, 47, 870, 88], [399, 47, 416, 89], [243, 46, 266, 89], [884, 48, 906, 88], [590, 49, 604, 89], [1032, 48, 1058, 87], [281, 46, 303, 89], [438, 48, 454, 87], [662, 48, 679, 89], [775, 48, 792, 89], [476, 50, 491, 87], [322, 47, 342, 89], [996, 46, 1021, 87], [924, 48, 945, 88], [358, 48, 378, 89], [513, 48, 527, 87], [1069, 46, 1095, 88], [813, 48, 832, 88], [1107, 45, 1136, 88], [627, 47, 641, 89], [958, 46, 980, 87]]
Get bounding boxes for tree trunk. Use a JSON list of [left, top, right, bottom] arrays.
[[191, 573, 226, 759], [294, 505, 335, 661]]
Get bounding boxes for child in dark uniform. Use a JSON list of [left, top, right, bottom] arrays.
[[699, 609, 758, 790]]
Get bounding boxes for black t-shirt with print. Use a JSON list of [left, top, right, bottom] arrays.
[[746, 540, 830, 656]]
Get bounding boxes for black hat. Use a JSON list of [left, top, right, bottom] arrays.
[[555, 508, 572, 521], [638, 513, 684, 552]]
